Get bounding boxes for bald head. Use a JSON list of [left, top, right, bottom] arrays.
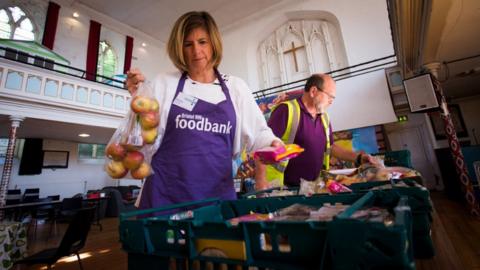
[[303, 73, 336, 114], [304, 74, 334, 93]]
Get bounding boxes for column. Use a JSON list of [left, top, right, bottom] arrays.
[[425, 62, 480, 216], [0, 116, 24, 209]]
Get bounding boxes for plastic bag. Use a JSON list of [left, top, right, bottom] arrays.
[[104, 81, 159, 180]]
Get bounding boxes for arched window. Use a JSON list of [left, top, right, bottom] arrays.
[[97, 40, 117, 80], [258, 18, 348, 88], [0, 6, 36, 40]]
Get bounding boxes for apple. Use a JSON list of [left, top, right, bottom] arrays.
[[131, 96, 152, 114], [131, 162, 151, 179], [149, 99, 159, 112], [105, 160, 128, 179], [139, 112, 159, 129], [123, 150, 144, 170], [105, 143, 126, 161], [120, 143, 142, 152], [142, 128, 158, 144]]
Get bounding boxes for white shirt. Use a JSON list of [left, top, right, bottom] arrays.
[[150, 71, 277, 157]]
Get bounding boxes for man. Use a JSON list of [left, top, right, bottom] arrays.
[[256, 73, 378, 189]]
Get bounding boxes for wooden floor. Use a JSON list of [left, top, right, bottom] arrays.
[[16, 191, 480, 270]]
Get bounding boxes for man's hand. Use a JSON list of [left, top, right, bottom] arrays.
[[126, 68, 145, 95]]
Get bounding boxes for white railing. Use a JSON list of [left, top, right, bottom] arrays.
[[0, 58, 130, 119]]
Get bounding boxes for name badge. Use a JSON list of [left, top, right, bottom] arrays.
[[173, 92, 198, 111]]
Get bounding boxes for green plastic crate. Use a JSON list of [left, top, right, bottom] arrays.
[[328, 191, 414, 270], [348, 178, 434, 258], [238, 177, 434, 260], [120, 198, 219, 257], [120, 191, 415, 270]]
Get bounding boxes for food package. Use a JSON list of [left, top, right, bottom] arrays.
[[326, 179, 352, 194], [308, 203, 349, 221], [228, 212, 274, 226], [253, 144, 304, 163], [104, 82, 159, 180]]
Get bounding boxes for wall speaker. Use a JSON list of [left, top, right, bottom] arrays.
[[403, 74, 439, 112]]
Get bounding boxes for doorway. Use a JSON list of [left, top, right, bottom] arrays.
[[386, 123, 442, 190]]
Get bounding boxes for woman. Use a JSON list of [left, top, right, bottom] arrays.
[[126, 11, 280, 210]]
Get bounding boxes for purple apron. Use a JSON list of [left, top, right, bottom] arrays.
[[139, 70, 237, 210]]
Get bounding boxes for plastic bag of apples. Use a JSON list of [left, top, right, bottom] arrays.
[[104, 82, 159, 180]]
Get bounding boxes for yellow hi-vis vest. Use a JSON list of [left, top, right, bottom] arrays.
[[266, 99, 331, 185]]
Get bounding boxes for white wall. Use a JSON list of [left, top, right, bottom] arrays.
[[220, 0, 394, 91], [54, 5, 89, 69], [52, 0, 172, 79], [3, 139, 140, 199]]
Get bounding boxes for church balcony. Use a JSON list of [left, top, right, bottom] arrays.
[[0, 48, 130, 143]]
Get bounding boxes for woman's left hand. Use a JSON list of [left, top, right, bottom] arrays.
[[270, 139, 284, 148]]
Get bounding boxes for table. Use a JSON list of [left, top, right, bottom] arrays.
[[0, 197, 108, 231], [0, 221, 27, 269], [0, 200, 62, 223], [0, 200, 62, 211]]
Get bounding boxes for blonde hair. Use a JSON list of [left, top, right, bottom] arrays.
[[167, 11, 223, 72]]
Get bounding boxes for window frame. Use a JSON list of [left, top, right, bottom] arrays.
[[97, 40, 118, 81], [0, 6, 37, 41], [77, 143, 106, 161]]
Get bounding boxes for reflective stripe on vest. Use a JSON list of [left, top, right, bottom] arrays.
[[265, 99, 300, 185], [321, 113, 331, 171]]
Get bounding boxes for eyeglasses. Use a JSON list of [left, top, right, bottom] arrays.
[[316, 87, 335, 100]]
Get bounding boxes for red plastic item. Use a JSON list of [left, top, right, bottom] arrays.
[[87, 192, 100, 199]]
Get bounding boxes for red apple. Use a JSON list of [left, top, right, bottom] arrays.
[[105, 160, 128, 179], [149, 99, 159, 112], [121, 143, 142, 152], [123, 150, 144, 170], [105, 143, 127, 161], [131, 162, 152, 179], [142, 128, 158, 144], [131, 96, 152, 114], [139, 112, 159, 129]]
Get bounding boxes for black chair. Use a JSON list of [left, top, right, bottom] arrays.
[[29, 197, 54, 239], [102, 188, 136, 217], [73, 193, 84, 198], [23, 188, 40, 202], [6, 189, 22, 205], [57, 197, 83, 223], [5, 189, 22, 220], [14, 207, 95, 270], [44, 195, 61, 238], [48, 195, 60, 201]]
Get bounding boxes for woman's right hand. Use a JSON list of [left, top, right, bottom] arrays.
[[126, 68, 145, 95]]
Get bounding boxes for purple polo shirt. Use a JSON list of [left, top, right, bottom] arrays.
[[267, 98, 334, 186]]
